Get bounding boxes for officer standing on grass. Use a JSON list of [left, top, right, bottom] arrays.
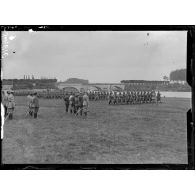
[[32, 92, 39, 118], [2, 90, 8, 117], [69, 93, 75, 114], [63, 93, 70, 113], [76, 92, 83, 116], [83, 92, 89, 118], [6, 90, 15, 120], [27, 92, 34, 116], [74, 93, 79, 114]]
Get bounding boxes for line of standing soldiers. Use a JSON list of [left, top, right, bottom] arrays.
[[108, 91, 161, 105], [63, 92, 89, 117], [88, 91, 108, 101]]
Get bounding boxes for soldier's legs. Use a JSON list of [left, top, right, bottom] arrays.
[[29, 107, 33, 116], [4, 105, 7, 117], [33, 107, 39, 118], [73, 105, 76, 114], [8, 109, 13, 120], [69, 104, 72, 113], [74, 105, 78, 114], [83, 106, 87, 117], [65, 103, 69, 112], [9, 113, 13, 120]]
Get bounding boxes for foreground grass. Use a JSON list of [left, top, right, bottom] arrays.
[[2, 97, 190, 164]]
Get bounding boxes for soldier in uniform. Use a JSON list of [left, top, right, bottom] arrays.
[[141, 91, 144, 104], [151, 90, 156, 103], [77, 92, 83, 116], [69, 93, 75, 114], [63, 93, 70, 113], [156, 91, 161, 104], [6, 90, 15, 120], [74, 94, 79, 114], [113, 92, 117, 104], [108, 92, 112, 105], [83, 92, 89, 118], [2, 90, 8, 117], [32, 92, 39, 118], [27, 93, 34, 116]]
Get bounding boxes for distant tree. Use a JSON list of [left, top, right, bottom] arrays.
[[169, 69, 186, 82], [163, 75, 169, 81], [65, 78, 89, 84]]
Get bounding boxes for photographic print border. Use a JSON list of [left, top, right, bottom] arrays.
[[0, 25, 194, 170]]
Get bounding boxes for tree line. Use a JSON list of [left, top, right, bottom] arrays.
[[169, 69, 186, 81]]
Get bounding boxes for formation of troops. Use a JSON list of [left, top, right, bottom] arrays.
[[108, 90, 161, 105], [13, 90, 161, 103], [2, 89, 161, 121]]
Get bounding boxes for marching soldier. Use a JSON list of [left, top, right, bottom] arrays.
[[108, 92, 114, 105], [151, 90, 156, 103], [156, 91, 161, 104], [113, 92, 117, 104]]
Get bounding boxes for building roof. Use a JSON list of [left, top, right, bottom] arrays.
[[121, 80, 169, 84]]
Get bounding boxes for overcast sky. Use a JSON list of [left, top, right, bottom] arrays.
[[2, 31, 187, 83]]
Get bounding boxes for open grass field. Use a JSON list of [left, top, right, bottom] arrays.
[[2, 96, 191, 164]]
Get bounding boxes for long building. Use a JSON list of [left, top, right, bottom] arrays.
[[56, 82, 125, 92], [2, 79, 171, 93], [56, 80, 170, 93]]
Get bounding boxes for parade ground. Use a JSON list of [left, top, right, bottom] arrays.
[[2, 96, 190, 164]]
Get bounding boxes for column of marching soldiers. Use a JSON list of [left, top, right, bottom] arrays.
[[2, 90, 161, 120]]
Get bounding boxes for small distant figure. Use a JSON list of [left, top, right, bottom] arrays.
[[63, 93, 70, 113], [31, 92, 39, 118], [74, 94, 80, 114], [26, 93, 34, 116], [156, 91, 161, 104], [83, 92, 89, 118], [6, 90, 15, 120], [69, 93, 75, 114], [75, 92, 84, 116], [2, 90, 8, 117], [108, 92, 113, 105], [151, 90, 156, 104]]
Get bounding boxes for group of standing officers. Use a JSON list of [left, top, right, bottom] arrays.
[[2, 90, 39, 120], [2, 90, 15, 120], [63, 92, 89, 117]]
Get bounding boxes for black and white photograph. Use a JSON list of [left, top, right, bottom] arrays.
[[1, 28, 193, 166]]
